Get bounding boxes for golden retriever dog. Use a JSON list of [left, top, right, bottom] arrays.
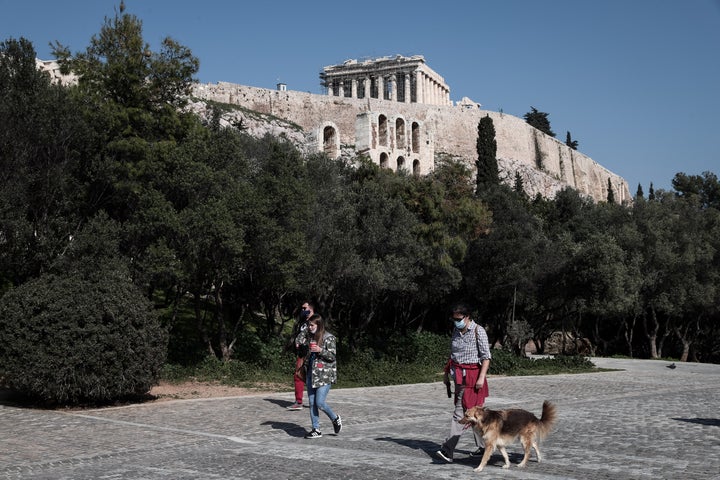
[[458, 401, 556, 472]]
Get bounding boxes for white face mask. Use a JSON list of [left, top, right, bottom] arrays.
[[453, 317, 467, 329]]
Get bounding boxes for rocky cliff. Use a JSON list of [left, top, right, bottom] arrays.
[[191, 82, 630, 203]]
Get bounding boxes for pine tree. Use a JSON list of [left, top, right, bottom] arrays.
[[475, 114, 499, 193], [524, 107, 555, 137]]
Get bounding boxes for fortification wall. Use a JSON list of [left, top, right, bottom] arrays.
[[192, 82, 631, 203]]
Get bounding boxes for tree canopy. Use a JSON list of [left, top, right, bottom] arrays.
[[524, 107, 555, 137], [1, 3, 719, 406]]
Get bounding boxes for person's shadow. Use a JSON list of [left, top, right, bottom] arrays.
[[261, 420, 307, 438], [264, 398, 296, 409], [376, 436, 479, 464]]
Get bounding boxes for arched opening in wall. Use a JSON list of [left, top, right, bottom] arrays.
[[397, 156, 406, 172], [395, 118, 406, 149], [323, 126, 338, 158], [379, 115, 388, 147], [413, 159, 421, 175], [380, 152, 389, 169], [411, 122, 420, 153]]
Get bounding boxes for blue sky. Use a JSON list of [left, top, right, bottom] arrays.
[[2, 0, 718, 193]]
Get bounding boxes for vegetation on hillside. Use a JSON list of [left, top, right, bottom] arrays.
[[1, 5, 718, 405]]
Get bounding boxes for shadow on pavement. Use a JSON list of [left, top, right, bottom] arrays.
[[672, 417, 720, 427], [261, 420, 307, 438]]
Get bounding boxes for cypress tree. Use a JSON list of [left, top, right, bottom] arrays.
[[476, 114, 499, 194], [636, 183, 644, 199], [607, 178, 615, 203], [565, 131, 579, 150]]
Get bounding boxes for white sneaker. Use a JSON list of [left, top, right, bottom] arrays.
[[435, 450, 453, 463], [286, 402, 302, 411]]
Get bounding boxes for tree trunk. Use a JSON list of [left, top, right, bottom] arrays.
[[194, 292, 215, 358], [621, 314, 637, 358], [643, 308, 660, 359], [214, 281, 234, 362]]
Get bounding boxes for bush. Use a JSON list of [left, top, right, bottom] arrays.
[[0, 271, 168, 405]]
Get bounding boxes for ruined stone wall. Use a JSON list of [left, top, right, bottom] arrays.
[[192, 82, 631, 203]]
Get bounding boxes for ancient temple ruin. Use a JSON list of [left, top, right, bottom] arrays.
[[320, 55, 452, 106]]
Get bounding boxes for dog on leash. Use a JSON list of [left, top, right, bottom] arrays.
[[458, 401, 557, 472]]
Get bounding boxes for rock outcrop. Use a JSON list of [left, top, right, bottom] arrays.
[[191, 82, 630, 203]]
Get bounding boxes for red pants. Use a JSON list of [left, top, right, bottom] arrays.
[[293, 356, 305, 404]]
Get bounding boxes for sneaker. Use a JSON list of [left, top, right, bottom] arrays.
[[286, 402, 303, 411], [470, 447, 485, 457], [435, 450, 453, 463], [332, 415, 343, 434], [304, 428, 322, 439]]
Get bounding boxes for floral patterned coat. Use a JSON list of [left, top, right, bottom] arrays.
[[302, 331, 337, 388]]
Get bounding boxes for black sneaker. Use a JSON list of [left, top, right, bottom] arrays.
[[304, 428, 322, 439], [332, 415, 342, 434]]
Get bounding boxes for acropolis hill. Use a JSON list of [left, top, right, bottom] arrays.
[[40, 55, 630, 203]]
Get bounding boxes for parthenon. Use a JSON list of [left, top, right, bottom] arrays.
[[320, 55, 452, 106]]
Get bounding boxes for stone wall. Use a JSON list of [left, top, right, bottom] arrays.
[[193, 82, 630, 203]]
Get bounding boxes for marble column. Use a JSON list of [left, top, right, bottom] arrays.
[[404, 74, 411, 103]]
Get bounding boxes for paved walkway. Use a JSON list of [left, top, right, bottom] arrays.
[[1, 358, 719, 480]]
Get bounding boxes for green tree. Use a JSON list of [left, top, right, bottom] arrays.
[[513, 172, 527, 198], [636, 183, 644, 200], [0, 213, 167, 405], [565, 131, 578, 150], [52, 2, 199, 142], [524, 106, 555, 137], [607, 178, 615, 204], [241, 136, 313, 336], [52, 3, 200, 224], [0, 37, 91, 289], [464, 184, 545, 348], [672, 171, 720, 210], [475, 114, 499, 192]]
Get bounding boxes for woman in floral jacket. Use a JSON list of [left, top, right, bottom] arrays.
[[303, 314, 342, 438]]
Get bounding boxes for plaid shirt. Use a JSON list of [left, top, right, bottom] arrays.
[[450, 320, 492, 364]]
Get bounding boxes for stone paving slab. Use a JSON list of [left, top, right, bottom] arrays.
[[1, 358, 719, 479]]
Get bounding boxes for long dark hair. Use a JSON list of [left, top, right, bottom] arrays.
[[308, 314, 326, 346]]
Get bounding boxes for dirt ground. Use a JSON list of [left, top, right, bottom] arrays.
[[149, 381, 286, 402]]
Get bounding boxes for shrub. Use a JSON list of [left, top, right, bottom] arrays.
[[0, 270, 168, 405]]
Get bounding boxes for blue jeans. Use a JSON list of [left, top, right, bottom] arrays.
[[306, 375, 337, 430]]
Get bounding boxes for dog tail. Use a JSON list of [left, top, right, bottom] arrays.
[[537, 400, 557, 439]]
